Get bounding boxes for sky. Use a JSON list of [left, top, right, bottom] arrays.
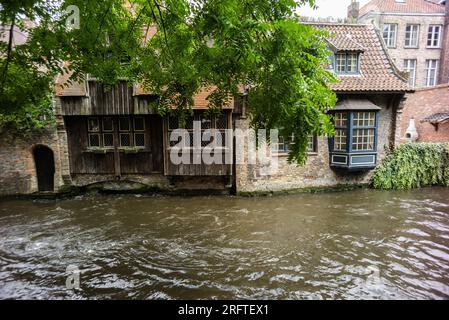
[[299, 0, 371, 19]]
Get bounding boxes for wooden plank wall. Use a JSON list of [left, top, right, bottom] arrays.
[[65, 116, 163, 175]]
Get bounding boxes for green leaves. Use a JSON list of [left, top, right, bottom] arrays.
[[371, 143, 449, 190], [0, 0, 336, 163]]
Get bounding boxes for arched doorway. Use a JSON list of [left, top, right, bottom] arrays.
[[33, 145, 55, 192]]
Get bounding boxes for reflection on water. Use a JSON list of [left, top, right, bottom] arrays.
[[1, 188, 449, 300]]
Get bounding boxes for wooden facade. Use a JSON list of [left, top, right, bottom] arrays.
[[61, 80, 234, 179], [65, 116, 164, 175]]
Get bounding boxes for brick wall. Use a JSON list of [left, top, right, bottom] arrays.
[[401, 84, 449, 142], [0, 125, 66, 196]]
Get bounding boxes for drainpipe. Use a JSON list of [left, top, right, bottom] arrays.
[[438, 1, 449, 84]]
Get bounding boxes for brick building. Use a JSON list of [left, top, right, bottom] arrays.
[[0, 23, 412, 196], [351, 0, 449, 88], [236, 23, 412, 194], [401, 84, 449, 142]]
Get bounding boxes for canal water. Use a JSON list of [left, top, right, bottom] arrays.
[[1, 188, 449, 300]]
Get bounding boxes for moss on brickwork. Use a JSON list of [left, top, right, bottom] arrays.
[[371, 143, 449, 190]]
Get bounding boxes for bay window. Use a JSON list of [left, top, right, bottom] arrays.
[[329, 101, 380, 171]]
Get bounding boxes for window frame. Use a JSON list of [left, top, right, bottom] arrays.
[[404, 59, 417, 87], [351, 112, 377, 152], [382, 23, 397, 48], [425, 59, 439, 87], [405, 24, 420, 48], [334, 52, 360, 75], [273, 133, 318, 155], [427, 25, 442, 48], [86, 116, 149, 150]]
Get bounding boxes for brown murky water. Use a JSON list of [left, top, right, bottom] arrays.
[[1, 188, 449, 300]]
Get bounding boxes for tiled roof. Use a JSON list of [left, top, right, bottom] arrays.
[[312, 23, 411, 93], [327, 33, 366, 52], [359, 0, 446, 17], [422, 112, 449, 122]]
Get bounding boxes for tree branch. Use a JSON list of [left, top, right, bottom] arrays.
[[0, 13, 17, 94]]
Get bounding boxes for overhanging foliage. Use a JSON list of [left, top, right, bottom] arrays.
[[0, 0, 337, 163]]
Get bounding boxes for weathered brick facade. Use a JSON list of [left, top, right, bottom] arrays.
[[235, 94, 405, 194], [0, 117, 68, 196], [401, 84, 449, 142]]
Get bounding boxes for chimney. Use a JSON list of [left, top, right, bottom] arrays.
[[347, 0, 360, 22], [438, 0, 449, 84]]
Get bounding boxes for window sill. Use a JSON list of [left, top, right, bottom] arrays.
[[84, 148, 150, 154], [274, 152, 318, 157]]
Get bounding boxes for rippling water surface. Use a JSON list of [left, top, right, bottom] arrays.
[[1, 188, 449, 300]]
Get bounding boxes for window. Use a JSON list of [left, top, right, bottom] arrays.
[[308, 135, 317, 153], [352, 112, 376, 151], [273, 134, 317, 154], [427, 25, 442, 48], [334, 52, 360, 75], [86, 116, 147, 149], [382, 24, 397, 47], [405, 24, 420, 48], [334, 113, 348, 151], [168, 113, 229, 148], [88, 118, 101, 147], [403, 59, 417, 87], [329, 109, 379, 170], [425, 59, 439, 86]]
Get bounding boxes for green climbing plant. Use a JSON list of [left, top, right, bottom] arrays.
[[371, 143, 449, 190]]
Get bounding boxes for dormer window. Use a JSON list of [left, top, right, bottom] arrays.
[[335, 52, 360, 75]]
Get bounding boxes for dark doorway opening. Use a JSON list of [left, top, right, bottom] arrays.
[[33, 145, 55, 192]]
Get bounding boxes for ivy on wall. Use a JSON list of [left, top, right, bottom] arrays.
[[371, 143, 449, 190]]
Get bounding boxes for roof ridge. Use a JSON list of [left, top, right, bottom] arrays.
[[369, 23, 411, 85]]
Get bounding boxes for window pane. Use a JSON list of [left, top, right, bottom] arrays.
[[103, 133, 114, 147], [336, 53, 346, 73], [120, 133, 131, 147], [133, 117, 145, 131], [88, 118, 100, 132], [335, 112, 348, 127], [428, 25, 441, 47], [352, 129, 375, 151], [308, 135, 316, 153], [102, 117, 113, 132], [347, 54, 358, 73], [134, 133, 145, 148], [353, 112, 375, 127], [119, 118, 131, 132], [88, 133, 100, 147], [334, 129, 347, 151], [404, 59, 417, 87], [215, 114, 228, 130], [425, 60, 438, 86], [383, 24, 396, 47], [405, 25, 419, 47]]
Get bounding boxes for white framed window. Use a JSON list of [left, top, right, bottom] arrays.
[[404, 59, 417, 87], [425, 59, 439, 87], [405, 24, 420, 48], [382, 24, 397, 48], [427, 25, 442, 48]]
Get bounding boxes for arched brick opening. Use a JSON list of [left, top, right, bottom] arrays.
[[33, 145, 55, 192]]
